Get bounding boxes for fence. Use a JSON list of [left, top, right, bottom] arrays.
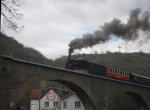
[[0, 51, 52, 65]]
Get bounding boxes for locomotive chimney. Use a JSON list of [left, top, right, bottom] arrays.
[[68, 48, 73, 61]]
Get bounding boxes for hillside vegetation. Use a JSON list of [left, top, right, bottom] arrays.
[[0, 32, 57, 66]]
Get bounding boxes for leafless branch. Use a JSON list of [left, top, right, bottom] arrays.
[[1, 0, 24, 33]]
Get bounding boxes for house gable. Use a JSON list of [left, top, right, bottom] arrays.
[[40, 90, 60, 110]]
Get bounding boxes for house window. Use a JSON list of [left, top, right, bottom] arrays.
[[53, 101, 58, 108], [45, 102, 49, 108], [63, 101, 67, 108], [75, 101, 81, 108]]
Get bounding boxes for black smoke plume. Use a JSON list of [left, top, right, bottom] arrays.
[[69, 8, 150, 54]]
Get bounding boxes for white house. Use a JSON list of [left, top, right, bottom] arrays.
[[30, 88, 85, 110], [61, 93, 85, 110]]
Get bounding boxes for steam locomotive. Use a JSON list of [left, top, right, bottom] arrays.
[[65, 52, 150, 87]]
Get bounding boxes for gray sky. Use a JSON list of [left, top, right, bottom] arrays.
[[4, 0, 150, 59]]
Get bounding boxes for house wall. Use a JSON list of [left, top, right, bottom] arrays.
[[40, 90, 61, 110], [61, 94, 85, 110], [30, 100, 39, 110]]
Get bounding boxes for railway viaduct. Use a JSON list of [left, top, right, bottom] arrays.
[[0, 55, 150, 110]]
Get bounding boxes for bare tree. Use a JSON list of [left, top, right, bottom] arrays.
[[1, 0, 24, 33]]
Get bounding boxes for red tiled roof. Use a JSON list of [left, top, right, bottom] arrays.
[[30, 89, 40, 100]]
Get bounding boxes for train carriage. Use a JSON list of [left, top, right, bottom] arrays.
[[106, 68, 130, 81]]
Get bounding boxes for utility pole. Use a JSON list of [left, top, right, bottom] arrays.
[[117, 43, 122, 53]]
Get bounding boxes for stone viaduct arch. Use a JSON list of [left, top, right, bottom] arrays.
[[0, 55, 150, 110], [49, 79, 96, 110], [125, 92, 149, 110], [106, 90, 149, 110]]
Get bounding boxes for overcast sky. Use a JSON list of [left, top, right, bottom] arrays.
[[4, 0, 150, 59]]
